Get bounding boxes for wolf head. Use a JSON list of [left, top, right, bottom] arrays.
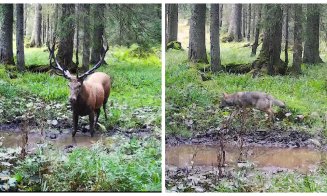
[[219, 93, 234, 108]]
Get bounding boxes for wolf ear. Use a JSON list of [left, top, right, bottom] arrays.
[[223, 92, 228, 98]]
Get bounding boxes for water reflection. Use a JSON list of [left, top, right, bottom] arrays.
[[166, 144, 326, 172], [0, 131, 103, 151]]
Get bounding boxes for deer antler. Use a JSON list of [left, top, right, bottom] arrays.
[[47, 40, 72, 80], [78, 36, 109, 80]]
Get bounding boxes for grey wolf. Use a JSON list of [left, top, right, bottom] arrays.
[[219, 91, 285, 122]]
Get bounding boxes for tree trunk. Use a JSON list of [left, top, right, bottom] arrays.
[[251, 5, 261, 56], [30, 4, 42, 47], [303, 4, 323, 64], [252, 4, 285, 75], [228, 4, 242, 42], [0, 4, 14, 65], [292, 4, 303, 74], [188, 4, 208, 63], [16, 4, 25, 71], [75, 4, 79, 66], [23, 4, 27, 36], [46, 13, 49, 43], [242, 5, 246, 38], [118, 5, 122, 46], [210, 4, 222, 72], [51, 4, 59, 42], [82, 4, 90, 72], [42, 12, 46, 44], [247, 4, 251, 42], [165, 4, 168, 46], [219, 4, 223, 27], [167, 4, 178, 44], [252, 6, 256, 39], [284, 5, 289, 65], [57, 4, 75, 72], [90, 4, 105, 64], [49, 16, 52, 43]]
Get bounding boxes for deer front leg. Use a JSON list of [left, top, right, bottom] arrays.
[[89, 111, 95, 137], [72, 112, 78, 137], [95, 108, 101, 125]]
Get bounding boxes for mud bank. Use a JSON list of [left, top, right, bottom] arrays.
[[166, 128, 326, 150]]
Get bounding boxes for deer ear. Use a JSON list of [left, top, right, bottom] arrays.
[[223, 92, 228, 98]]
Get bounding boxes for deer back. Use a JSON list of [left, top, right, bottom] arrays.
[[83, 72, 111, 110]]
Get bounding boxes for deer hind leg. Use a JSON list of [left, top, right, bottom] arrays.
[[103, 100, 108, 120], [72, 113, 78, 137], [89, 111, 95, 137]]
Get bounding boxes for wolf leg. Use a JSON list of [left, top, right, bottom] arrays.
[[266, 108, 275, 128]]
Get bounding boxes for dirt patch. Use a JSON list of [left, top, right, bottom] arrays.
[[0, 123, 21, 132], [166, 165, 223, 192]]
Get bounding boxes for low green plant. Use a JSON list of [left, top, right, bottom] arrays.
[[13, 138, 161, 192]]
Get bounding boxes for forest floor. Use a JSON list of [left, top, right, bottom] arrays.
[[0, 45, 161, 191], [165, 39, 327, 192]]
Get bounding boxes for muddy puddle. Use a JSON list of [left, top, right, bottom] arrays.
[[166, 144, 327, 173], [0, 131, 104, 152]]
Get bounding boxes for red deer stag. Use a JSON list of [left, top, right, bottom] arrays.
[[48, 41, 111, 137]]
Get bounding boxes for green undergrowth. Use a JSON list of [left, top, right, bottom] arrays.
[[215, 165, 327, 192], [166, 48, 327, 137], [0, 45, 161, 129], [220, 42, 258, 65], [166, 159, 327, 192], [1, 136, 161, 191]]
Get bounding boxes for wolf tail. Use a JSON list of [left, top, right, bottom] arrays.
[[272, 99, 285, 108]]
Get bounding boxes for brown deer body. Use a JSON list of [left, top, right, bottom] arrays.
[[48, 39, 111, 137], [70, 72, 111, 137]]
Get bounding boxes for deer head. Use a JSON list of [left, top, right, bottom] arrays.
[[48, 38, 109, 104]]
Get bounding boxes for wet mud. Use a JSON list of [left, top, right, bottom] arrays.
[[166, 128, 326, 150]]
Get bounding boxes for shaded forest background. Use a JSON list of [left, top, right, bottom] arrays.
[[0, 4, 161, 72], [166, 4, 327, 75]]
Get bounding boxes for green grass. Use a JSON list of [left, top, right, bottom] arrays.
[[166, 43, 327, 137], [219, 165, 327, 192], [220, 42, 258, 65], [24, 47, 50, 66], [213, 167, 327, 192]]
